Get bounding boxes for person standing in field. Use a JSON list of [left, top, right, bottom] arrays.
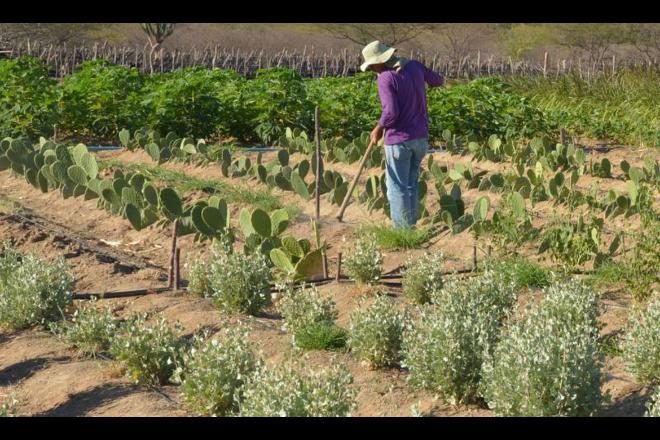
[[360, 40, 444, 229]]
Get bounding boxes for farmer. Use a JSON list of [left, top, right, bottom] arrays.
[[361, 40, 444, 228]]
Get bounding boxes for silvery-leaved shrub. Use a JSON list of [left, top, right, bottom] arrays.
[[0, 393, 18, 417], [401, 252, 444, 304], [187, 256, 211, 298], [0, 242, 74, 330], [647, 387, 660, 417], [51, 300, 119, 356], [349, 295, 410, 368], [278, 283, 338, 335], [344, 234, 383, 285], [173, 323, 260, 416], [238, 360, 356, 416], [622, 298, 660, 385], [202, 242, 272, 315], [109, 312, 184, 386], [402, 272, 517, 404], [481, 278, 603, 416]]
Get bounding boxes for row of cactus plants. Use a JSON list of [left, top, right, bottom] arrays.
[[0, 135, 328, 281]]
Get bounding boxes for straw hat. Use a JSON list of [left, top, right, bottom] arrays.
[[360, 40, 397, 72]]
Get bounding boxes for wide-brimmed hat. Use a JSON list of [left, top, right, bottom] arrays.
[[360, 40, 397, 72]]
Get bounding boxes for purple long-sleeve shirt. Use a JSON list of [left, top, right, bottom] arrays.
[[377, 60, 444, 145]]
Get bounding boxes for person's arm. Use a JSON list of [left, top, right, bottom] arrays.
[[377, 73, 399, 129], [422, 63, 444, 88]]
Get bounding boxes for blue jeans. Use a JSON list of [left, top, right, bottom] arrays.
[[384, 138, 428, 228]]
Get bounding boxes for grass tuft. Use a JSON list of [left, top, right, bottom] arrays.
[[359, 224, 435, 250], [294, 322, 348, 351]]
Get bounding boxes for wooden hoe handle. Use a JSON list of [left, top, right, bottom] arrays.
[[336, 139, 377, 222]]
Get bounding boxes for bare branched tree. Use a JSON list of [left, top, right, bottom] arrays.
[[140, 23, 176, 73], [555, 23, 627, 64], [321, 23, 431, 47], [625, 23, 660, 64]]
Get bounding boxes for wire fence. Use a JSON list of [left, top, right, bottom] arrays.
[[1, 39, 657, 79]]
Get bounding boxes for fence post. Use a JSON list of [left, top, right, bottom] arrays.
[[543, 51, 548, 78]]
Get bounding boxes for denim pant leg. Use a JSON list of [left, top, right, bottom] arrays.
[[407, 139, 428, 225], [385, 144, 412, 228]]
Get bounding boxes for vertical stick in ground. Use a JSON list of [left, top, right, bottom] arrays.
[[335, 252, 342, 283]]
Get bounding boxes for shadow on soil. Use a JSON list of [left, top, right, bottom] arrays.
[[604, 387, 654, 417], [37, 384, 137, 416], [0, 356, 70, 386]]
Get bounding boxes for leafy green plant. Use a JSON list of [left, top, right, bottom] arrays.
[[622, 298, 660, 385], [349, 296, 410, 369], [173, 324, 260, 416], [0, 56, 59, 138], [539, 215, 618, 270], [60, 60, 146, 139], [343, 233, 383, 285], [481, 279, 603, 416], [401, 252, 444, 305], [238, 360, 356, 417], [402, 271, 517, 404], [109, 312, 184, 386], [0, 242, 74, 330], [51, 300, 119, 356]]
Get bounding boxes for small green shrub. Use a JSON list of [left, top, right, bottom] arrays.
[[622, 298, 660, 385], [173, 324, 260, 416], [360, 224, 434, 250], [647, 387, 660, 417], [109, 313, 184, 386], [51, 300, 119, 355], [277, 284, 338, 335], [238, 360, 356, 416], [294, 322, 348, 351], [193, 242, 272, 315], [402, 271, 517, 404], [401, 252, 444, 304], [349, 296, 409, 368], [481, 279, 603, 416], [344, 233, 383, 285], [0, 243, 75, 330]]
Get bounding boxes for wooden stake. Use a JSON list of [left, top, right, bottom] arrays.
[[335, 252, 342, 283], [472, 243, 478, 271], [322, 252, 328, 279], [168, 219, 178, 288], [174, 247, 181, 290], [314, 106, 321, 221], [560, 128, 568, 145]]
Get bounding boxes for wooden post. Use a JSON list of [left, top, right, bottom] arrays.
[[174, 248, 181, 290], [168, 219, 178, 288], [335, 252, 342, 283], [543, 52, 548, 78], [472, 243, 477, 271], [314, 106, 322, 221], [560, 128, 568, 145], [487, 245, 492, 257]]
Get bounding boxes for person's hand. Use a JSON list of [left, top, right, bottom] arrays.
[[370, 124, 384, 145]]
